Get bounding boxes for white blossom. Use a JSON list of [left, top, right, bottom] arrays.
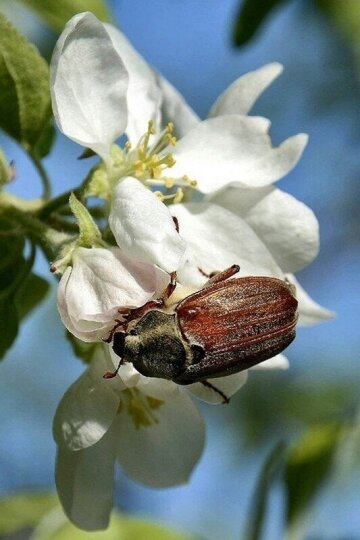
[[50, 12, 333, 531], [54, 347, 205, 530], [109, 177, 186, 273], [57, 246, 168, 342]]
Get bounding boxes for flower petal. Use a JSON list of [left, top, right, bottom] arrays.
[[208, 185, 319, 273], [109, 177, 186, 272], [104, 24, 162, 143], [170, 202, 283, 288], [156, 73, 200, 137], [169, 115, 307, 192], [56, 426, 116, 531], [50, 12, 128, 161], [57, 247, 168, 342], [209, 63, 283, 117], [287, 275, 335, 325], [250, 353, 289, 370], [134, 373, 180, 399], [108, 350, 141, 388], [116, 387, 205, 487], [53, 347, 122, 451], [187, 371, 248, 404]]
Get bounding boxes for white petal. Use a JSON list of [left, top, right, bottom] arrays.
[[56, 426, 116, 531], [170, 202, 283, 288], [109, 177, 186, 272], [134, 374, 180, 399], [250, 353, 289, 370], [104, 24, 162, 143], [209, 63, 283, 117], [169, 115, 307, 192], [57, 265, 114, 342], [209, 185, 319, 273], [187, 371, 248, 404], [116, 387, 205, 487], [53, 347, 123, 451], [50, 12, 128, 161], [108, 349, 141, 388], [156, 74, 200, 137], [287, 275, 335, 326], [57, 247, 167, 342]]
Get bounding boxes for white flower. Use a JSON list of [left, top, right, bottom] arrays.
[[50, 12, 309, 273], [50, 14, 330, 327], [50, 13, 128, 162], [109, 177, 186, 273], [54, 346, 205, 530], [50, 12, 334, 531], [57, 246, 168, 342]]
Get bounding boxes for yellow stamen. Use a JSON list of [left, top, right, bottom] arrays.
[[173, 187, 184, 203], [164, 177, 175, 189], [120, 388, 164, 429]]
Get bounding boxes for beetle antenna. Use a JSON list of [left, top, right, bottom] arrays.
[[201, 380, 230, 404], [103, 357, 123, 379]]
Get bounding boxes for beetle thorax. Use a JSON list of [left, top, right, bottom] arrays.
[[123, 310, 189, 380]]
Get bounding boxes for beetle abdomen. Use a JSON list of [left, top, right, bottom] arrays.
[[174, 276, 298, 382]]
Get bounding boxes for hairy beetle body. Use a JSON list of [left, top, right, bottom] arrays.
[[111, 269, 298, 385]]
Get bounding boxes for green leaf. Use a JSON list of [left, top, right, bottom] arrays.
[[0, 147, 13, 186], [285, 423, 342, 528], [316, 0, 360, 46], [233, 0, 288, 47], [66, 331, 99, 364], [32, 120, 56, 159], [78, 147, 97, 160], [232, 373, 355, 448], [0, 234, 48, 358], [244, 442, 286, 540], [0, 12, 51, 152], [19, 0, 112, 33], [14, 271, 50, 320], [0, 230, 26, 292], [0, 493, 58, 533], [0, 298, 19, 359]]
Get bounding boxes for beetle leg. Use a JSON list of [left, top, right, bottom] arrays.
[[203, 264, 240, 287], [201, 380, 230, 404], [119, 299, 164, 328], [104, 271, 177, 342], [103, 357, 124, 379], [198, 267, 219, 279], [103, 300, 163, 343], [172, 216, 179, 233], [162, 271, 177, 300], [103, 319, 124, 343]]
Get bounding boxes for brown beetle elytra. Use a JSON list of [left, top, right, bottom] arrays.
[[104, 265, 298, 399]]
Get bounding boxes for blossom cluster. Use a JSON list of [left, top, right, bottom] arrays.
[[50, 12, 332, 530]]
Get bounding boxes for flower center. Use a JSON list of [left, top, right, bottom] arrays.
[[119, 388, 164, 429], [83, 121, 198, 203], [119, 121, 197, 204]]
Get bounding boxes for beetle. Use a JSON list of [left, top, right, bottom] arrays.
[[103, 265, 298, 402]]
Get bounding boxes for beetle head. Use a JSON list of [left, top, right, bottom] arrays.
[[112, 331, 127, 359]]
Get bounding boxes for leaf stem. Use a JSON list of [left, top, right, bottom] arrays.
[[0, 204, 69, 261], [0, 241, 36, 300], [37, 188, 81, 220], [28, 151, 52, 200]]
